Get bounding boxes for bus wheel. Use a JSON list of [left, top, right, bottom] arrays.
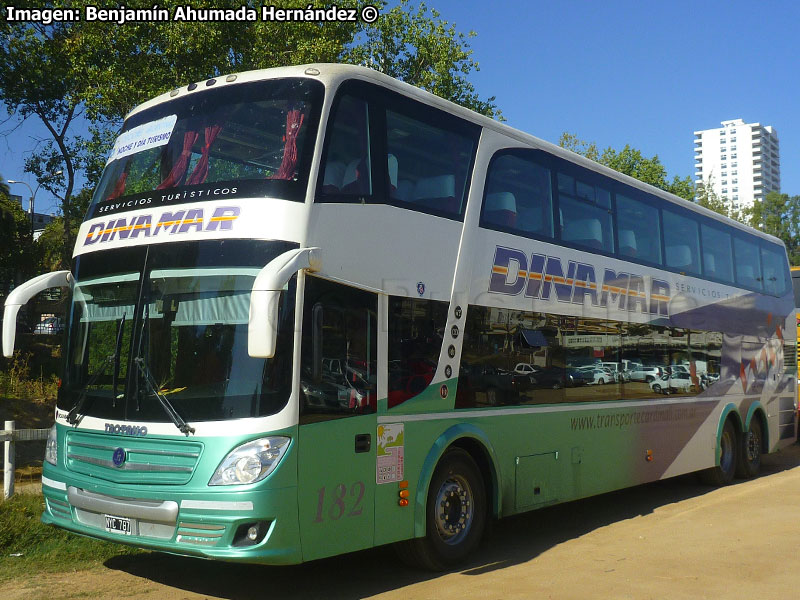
[[701, 419, 737, 486], [736, 418, 763, 479], [396, 448, 487, 571]]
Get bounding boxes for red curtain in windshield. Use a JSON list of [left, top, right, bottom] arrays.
[[157, 130, 200, 190], [270, 109, 305, 180], [186, 123, 224, 186], [106, 171, 128, 200]]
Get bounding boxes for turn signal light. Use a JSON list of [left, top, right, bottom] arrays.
[[646, 449, 654, 462], [399, 489, 410, 499], [398, 499, 409, 507]]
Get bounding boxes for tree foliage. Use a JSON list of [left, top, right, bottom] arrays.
[[746, 191, 800, 265], [0, 178, 35, 296], [694, 174, 746, 223], [0, 7, 80, 267], [559, 132, 694, 201], [1, 1, 498, 269], [345, 0, 500, 118]]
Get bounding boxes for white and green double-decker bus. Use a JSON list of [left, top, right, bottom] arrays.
[[4, 64, 797, 569]]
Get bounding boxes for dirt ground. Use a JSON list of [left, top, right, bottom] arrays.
[[4, 444, 800, 600]]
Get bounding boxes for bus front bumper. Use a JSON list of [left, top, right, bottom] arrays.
[[40, 476, 303, 565]]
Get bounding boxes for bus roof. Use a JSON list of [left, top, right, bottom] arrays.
[[125, 63, 784, 248]]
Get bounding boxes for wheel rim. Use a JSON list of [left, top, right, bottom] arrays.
[[746, 427, 761, 463], [720, 428, 735, 473], [434, 474, 475, 545]]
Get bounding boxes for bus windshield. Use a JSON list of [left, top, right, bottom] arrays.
[[59, 240, 298, 423], [89, 77, 323, 218]]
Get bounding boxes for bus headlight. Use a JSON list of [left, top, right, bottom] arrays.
[[45, 425, 58, 466], [209, 437, 290, 486]]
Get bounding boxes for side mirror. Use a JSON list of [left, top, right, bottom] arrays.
[[3, 270, 73, 357], [248, 248, 320, 358]]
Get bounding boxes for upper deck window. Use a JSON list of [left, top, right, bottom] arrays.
[[557, 172, 614, 253], [317, 80, 479, 220], [480, 151, 554, 238], [760, 242, 789, 296], [662, 209, 701, 275], [616, 193, 662, 265], [89, 78, 324, 219]]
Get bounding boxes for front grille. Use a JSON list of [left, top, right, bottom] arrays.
[[66, 430, 203, 485], [46, 497, 71, 520], [176, 521, 227, 546]]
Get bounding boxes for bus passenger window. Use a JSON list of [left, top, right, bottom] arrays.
[[386, 109, 475, 217], [387, 297, 448, 408], [615, 194, 662, 264], [300, 276, 377, 422], [663, 209, 701, 275], [761, 243, 789, 296], [456, 305, 565, 408], [734, 237, 762, 290], [700, 224, 734, 283], [557, 173, 613, 253], [319, 95, 372, 196], [480, 152, 554, 238]]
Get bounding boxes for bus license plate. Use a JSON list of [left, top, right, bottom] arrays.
[[104, 515, 133, 535]]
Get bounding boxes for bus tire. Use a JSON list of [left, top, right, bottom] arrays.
[[701, 419, 737, 486], [396, 448, 487, 571], [736, 417, 763, 479]]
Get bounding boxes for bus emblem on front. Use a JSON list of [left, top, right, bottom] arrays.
[[112, 448, 127, 467]]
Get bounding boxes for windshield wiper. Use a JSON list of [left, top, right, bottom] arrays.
[[111, 313, 126, 407], [67, 314, 126, 425], [66, 353, 115, 426], [133, 356, 195, 436]]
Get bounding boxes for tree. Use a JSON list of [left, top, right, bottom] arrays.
[[559, 133, 693, 201], [0, 179, 35, 297], [344, 0, 501, 118], [68, 0, 369, 124], [0, 14, 80, 268], [694, 175, 747, 224], [746, 191, 800, 265], [558, 133, 598, 162]]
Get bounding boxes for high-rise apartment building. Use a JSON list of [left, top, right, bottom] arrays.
[[693, 118, 780, 210]]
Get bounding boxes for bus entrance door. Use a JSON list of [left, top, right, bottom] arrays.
[[297, 414, 376, 561]]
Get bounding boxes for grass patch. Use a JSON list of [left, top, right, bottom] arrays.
[[0, 492, 145, 581]]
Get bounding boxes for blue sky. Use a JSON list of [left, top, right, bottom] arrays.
[[2, 0, 798, 215]]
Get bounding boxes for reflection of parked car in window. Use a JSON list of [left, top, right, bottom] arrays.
[[567, 368, 592, 386], [524, 366, 568, 390], [514, 362, 536, 376], [459, 363, 521, 405], [628, 365, 662, 383], [650, 372, 696, 394], [33, 316, 64, 335], [576, 366, 610, 385], [600, 362, 625, 382]]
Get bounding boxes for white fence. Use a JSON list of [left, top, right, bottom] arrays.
[[1, 420, 49, 500]]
